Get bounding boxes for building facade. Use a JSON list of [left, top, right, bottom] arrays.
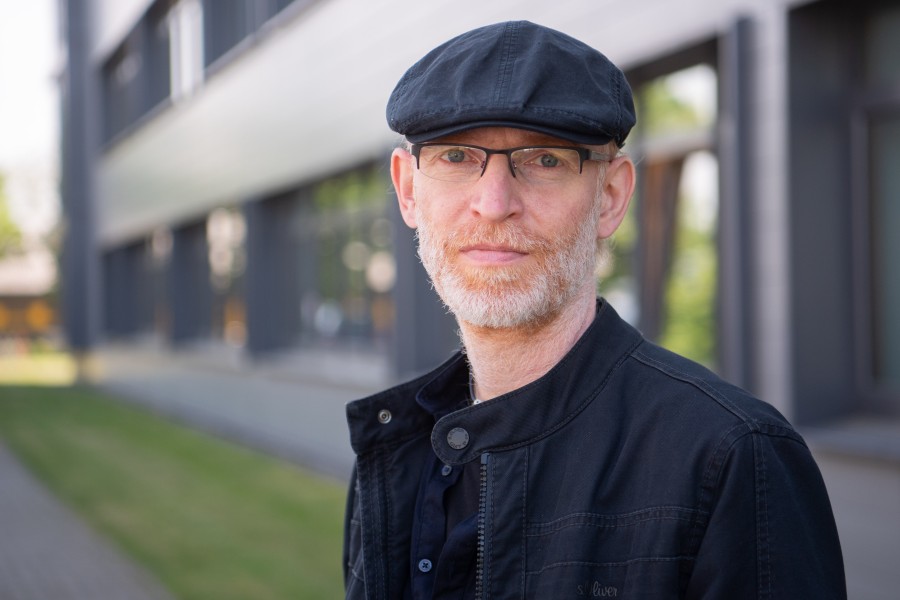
[[61, 1, 899, 597]]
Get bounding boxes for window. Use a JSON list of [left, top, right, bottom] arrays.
[[293, 166, 395, 347], [144, 1, 172, 110], [101, 36, 144, 141], [100, 0, 172, 143], [604, 63, 719, 369], [202, 0, 256, 68], [207, 208, 247, 347], [168, 0, 204, 100], [867, 112, 900, 394], [99, 0, 319, 143], [855, 4, 900, 408]]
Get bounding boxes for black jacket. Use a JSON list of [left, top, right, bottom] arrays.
[[344, 301, 845, 599]]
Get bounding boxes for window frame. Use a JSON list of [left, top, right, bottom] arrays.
[[851, 94, 900, 415]]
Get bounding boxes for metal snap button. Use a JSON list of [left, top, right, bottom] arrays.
[[377, 409, 392, 424], [418, 558, 433, 573], [446, 427, 469, 450]]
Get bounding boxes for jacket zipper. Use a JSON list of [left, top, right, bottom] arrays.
[[475, 452, 491, 600]]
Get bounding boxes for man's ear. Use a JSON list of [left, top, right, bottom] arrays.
[[596, 156, 636, 239], [391, 148, 418, 228]]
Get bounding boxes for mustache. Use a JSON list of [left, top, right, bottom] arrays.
[[440, 223, 552, 253]]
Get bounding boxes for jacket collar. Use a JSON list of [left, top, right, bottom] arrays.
[[346, 300, 643, 463]]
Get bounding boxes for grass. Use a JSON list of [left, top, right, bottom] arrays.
[[0, 350, 77, 385], [0, 382, 348, 599]]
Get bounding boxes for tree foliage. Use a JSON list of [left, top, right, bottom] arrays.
[[600, 71, 719, 370], [0, 173, 24, 258]]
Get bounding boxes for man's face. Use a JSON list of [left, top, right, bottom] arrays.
[[395, 127, 619, 330]]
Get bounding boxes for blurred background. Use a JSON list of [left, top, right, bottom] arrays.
[[0, 0, 898, 598]]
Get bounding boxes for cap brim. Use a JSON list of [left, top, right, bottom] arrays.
[[404, 120, 616, 146]]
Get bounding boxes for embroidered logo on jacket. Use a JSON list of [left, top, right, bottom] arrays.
[[576, 581, 618, 597]]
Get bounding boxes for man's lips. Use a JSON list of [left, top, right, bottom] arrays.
[[459, 244, 528, 264]]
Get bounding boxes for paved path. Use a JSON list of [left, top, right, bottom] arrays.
[[0, 442, 175, 600], [93, 343, 393, 481]]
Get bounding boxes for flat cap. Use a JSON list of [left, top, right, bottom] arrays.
[[386, 21, 636, 147]]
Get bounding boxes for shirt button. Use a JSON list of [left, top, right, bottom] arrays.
[[447, 427, 469, 450], [418, 558, 433, 573], [441, 464, 453, 476]]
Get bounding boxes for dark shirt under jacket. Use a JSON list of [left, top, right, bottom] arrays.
[[405, 380, 484, 600]]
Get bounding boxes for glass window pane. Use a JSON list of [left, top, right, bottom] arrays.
[[633, 64, 717, 139], [300, 166, 393, 345], [206, 208, 246, 346], [870, 112, 900, 390], [203, 0, 255, 68], [598, 198, 639, 326], [660, 151, 719, 368], [626, 64, 719, 369], [865, 6, 900, 89]]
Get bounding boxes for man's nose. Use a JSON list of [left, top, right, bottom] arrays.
[[470, 154, 522, 222]]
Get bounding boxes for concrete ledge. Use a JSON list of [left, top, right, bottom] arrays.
[[803, 416, 900, 466]]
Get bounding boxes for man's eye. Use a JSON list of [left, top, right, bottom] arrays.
[[538, 153, 561, 168], [444, 149, 468, 163]]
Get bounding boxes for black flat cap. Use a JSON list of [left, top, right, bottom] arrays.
[[386, 21, 636, 147]]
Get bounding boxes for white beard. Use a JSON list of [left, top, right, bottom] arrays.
[[415, 201, 602, 329]]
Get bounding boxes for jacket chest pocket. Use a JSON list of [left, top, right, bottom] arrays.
[[524, 507, 703, 599]]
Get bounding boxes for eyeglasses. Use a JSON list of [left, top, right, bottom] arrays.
[[410, 143, 614, 184]]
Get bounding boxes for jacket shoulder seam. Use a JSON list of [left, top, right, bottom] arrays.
[[631, 346, 800, 438]]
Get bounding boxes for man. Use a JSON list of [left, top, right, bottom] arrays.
[[344, 20, 845, 599]]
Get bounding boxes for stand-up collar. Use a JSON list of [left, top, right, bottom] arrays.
[[346, 300, 643, 462]]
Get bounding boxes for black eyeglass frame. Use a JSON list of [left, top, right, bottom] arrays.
[[409, 143, 615, 180]]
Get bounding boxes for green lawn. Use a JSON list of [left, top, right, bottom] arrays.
[[0, 384, 347, 599], [0, 350, 77, 385]]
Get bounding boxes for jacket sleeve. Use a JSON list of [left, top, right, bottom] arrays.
[[685, 429, 846, 599]]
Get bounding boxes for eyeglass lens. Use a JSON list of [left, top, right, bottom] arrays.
[[415, 145, 590, 183]]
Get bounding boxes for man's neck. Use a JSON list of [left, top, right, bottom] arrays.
[[460, 287, 597, 401]]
